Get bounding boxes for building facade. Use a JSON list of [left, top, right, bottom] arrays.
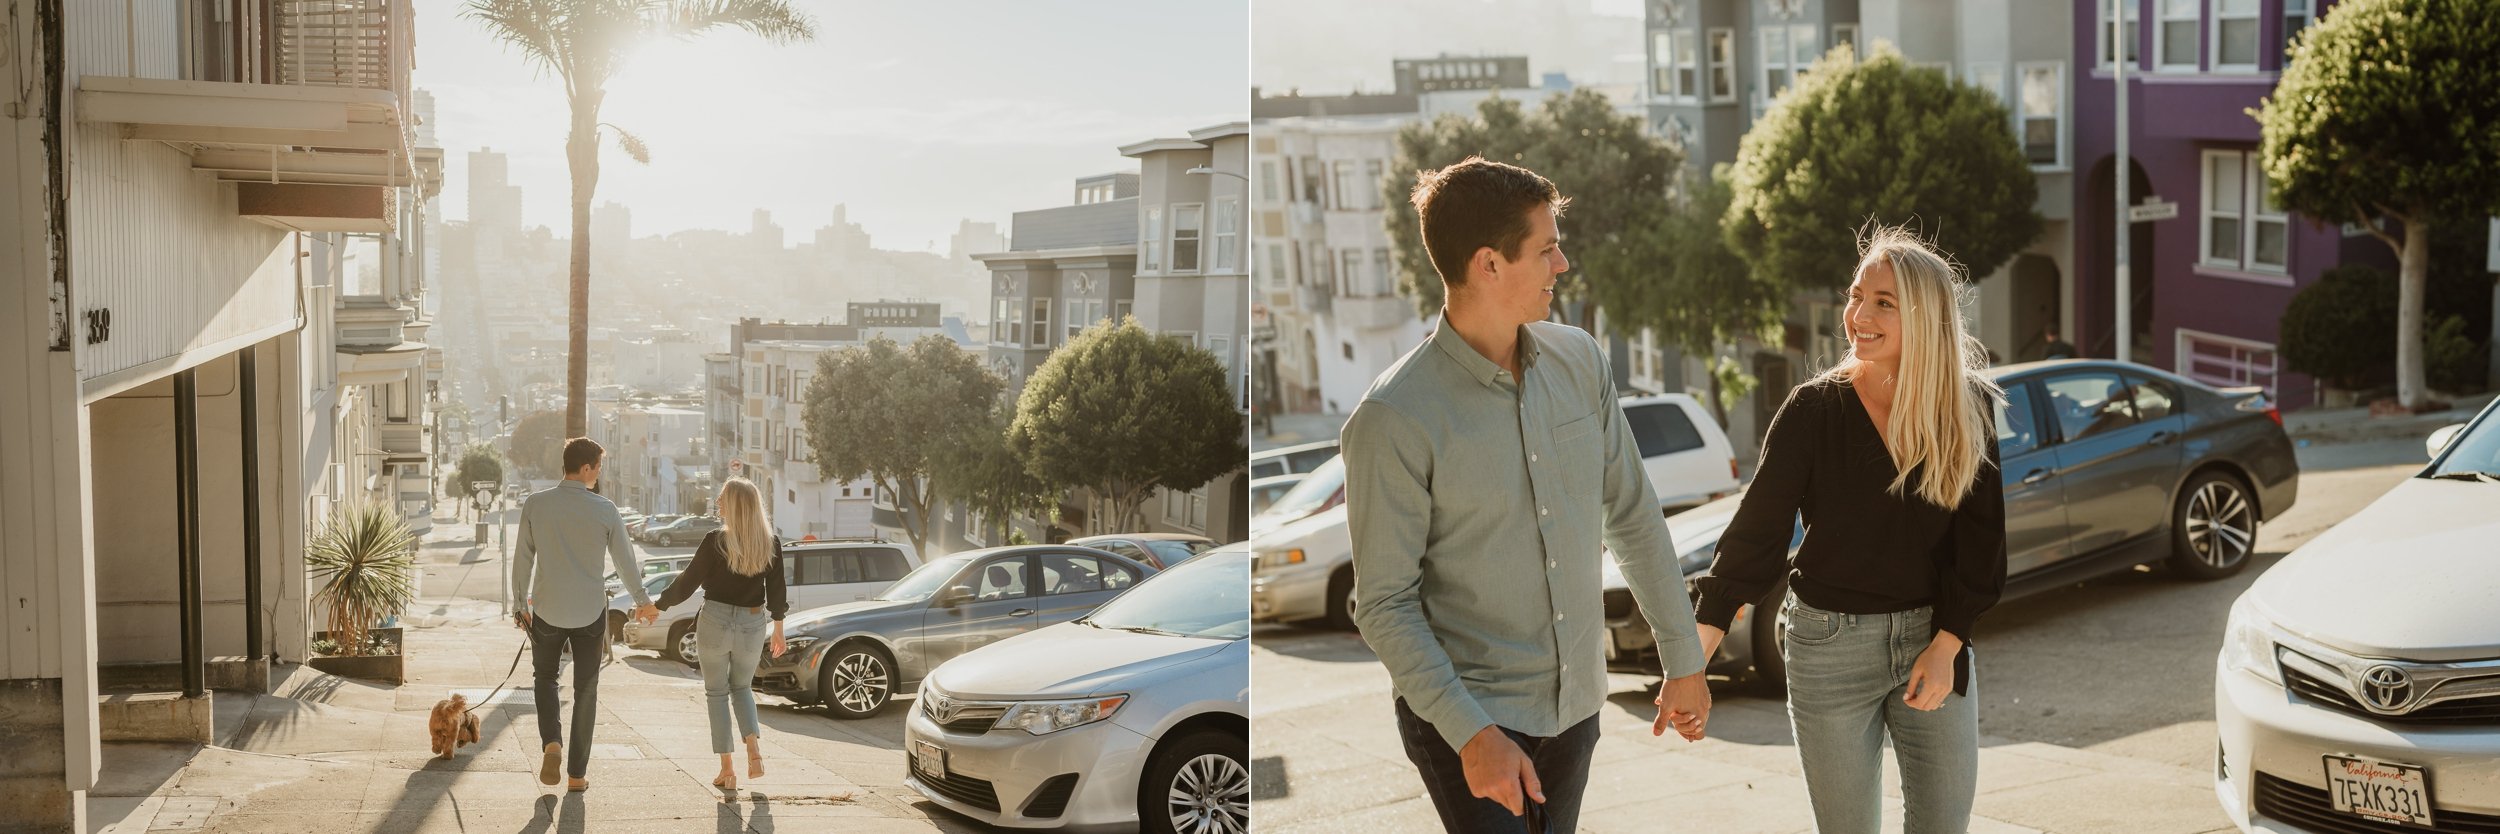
[[1122, 123, 1254, 546]]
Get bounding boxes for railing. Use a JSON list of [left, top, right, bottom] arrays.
[[276, 1, 410, 99]]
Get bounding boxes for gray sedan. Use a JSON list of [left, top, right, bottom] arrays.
[[1606, 359, 2300, 688], [754, 545, 1158, 719]]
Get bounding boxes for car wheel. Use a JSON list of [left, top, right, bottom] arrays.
[[667, 620, 698, 664], [1140, 729, 1249, 834], [2169, 470, 2258, 580], [818, 642, 894, 719], [1324, 568, 1357, 632], [1746, 580, 1791, 695]]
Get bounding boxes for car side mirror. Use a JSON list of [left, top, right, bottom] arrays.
[[938, 585, 974, 608], [2427, 423, 2467, 460]]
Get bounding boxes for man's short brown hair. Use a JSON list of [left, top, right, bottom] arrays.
[[1409, 157, 1568, 291], [562, 437, 603, 475]]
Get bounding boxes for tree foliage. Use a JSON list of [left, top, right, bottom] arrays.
[[1593, 164, 1787, 426], [2280, 265, 2399, 389], [930, 401, 1057, 544], [2254, 0, 2500, 407], [446, 444, 507, 498], [507, 410, 568, 480], [1383, 90, 1683, 326], [1009, 320, 1245, 534], [1726, 44, 2042, 292], [802, 335, 1001, 556]]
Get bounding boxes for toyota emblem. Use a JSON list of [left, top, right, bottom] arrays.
[[2359, 665, 2414, 711], [925, 693, 955, 721]]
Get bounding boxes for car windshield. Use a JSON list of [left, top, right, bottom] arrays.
[[875, 555, 974, 602], [1144, 540, 1210, 567], [643, 572, 678, 595], [1256, 455, 1342, 524], [2428, 410, 2500, 482], [1081, 549, 1249, 640]]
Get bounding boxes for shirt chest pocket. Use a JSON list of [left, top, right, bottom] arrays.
[[1552, 412, 1603, 499]]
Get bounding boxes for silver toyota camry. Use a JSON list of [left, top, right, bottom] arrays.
[[904, 544, 1249, 833]]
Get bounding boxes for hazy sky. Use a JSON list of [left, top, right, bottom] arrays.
[[415, 1, 1247, 253], [1252, 0, 1643, 95]]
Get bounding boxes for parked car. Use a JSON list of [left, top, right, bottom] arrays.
[[2213, 395, 2498, 834], [1069, 533, 1220, 570], [1249, 439, 1337, 480], [753, 545, 1158, 719], [1249, 454, 1342, 534], [621, 538, 922, 662], [604, 555, 697, 640], [1248, 473, 1309, 516], [643, 516, 723, 547], [1600, 359, 2301, 687], [904, 544, 1248, 833], [1250, 504, 1354, 630], [1618, 393, 1741, 512], [628, 513, 683, 540]]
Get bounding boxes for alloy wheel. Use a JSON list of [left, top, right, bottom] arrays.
[[676, 627, 700, 663], [2184, 481, 2255, 568], [831, 652, 889, 714], [1166, 753, 1250, 834]]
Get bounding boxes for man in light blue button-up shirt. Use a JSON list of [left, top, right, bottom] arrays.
[[1346, 158, 1712, 833], [510, 437, 656, 789]]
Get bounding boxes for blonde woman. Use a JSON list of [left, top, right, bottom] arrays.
[[1693, 226, 2007, 834], [652, 478, 789, 791]]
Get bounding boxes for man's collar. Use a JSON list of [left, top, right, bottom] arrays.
[[560, 479, 589, 490], [1430, 313, 1541, 388]]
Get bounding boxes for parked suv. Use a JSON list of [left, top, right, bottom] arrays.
[[1617, 393, 1740, 512], [621, 538, 921, 662], [1249, 440, 1337, 480]]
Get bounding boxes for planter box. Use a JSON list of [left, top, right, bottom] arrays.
[[308, 627, 406, 684]]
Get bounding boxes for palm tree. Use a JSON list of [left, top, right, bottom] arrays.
[[463, 0, 817, 437]]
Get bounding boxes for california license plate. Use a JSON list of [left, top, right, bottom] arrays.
[[911, 739, 946, 780], [2324, 754, 2433, 827]]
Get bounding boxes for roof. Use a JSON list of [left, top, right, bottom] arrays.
[[1070, 533, 1216, 544]]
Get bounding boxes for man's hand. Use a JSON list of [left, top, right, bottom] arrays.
[[1904, 631, 1964, 711], [1651, 671, 1712, 741], [512, 610, 531, 631], [1457, 725, 1542, 817], [634, 603, 660, 625]]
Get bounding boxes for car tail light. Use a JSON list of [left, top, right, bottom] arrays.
[[2267, 408, 2282, 426], [1728, 458, 1738, 480]]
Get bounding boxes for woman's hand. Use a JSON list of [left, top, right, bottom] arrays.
[[769, 623, 787, 659], [1904, 630, 1964, 711]]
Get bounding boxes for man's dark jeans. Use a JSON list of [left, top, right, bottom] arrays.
[[1396, 698, 1601, 834], [530, 615, 606, 779]]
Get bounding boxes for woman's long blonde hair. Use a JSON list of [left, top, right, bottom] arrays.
[[1820, 225, 2003, 511], [715, 478, 775, 577]]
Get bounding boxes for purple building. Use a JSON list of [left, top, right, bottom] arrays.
[[2070, 0, 2386, 409]]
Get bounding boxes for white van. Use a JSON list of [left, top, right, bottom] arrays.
[[1618, 393, 1740, 512], [621, 538, 921, 662]]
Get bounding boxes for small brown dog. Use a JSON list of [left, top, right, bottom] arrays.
[[429, 694, 482, 759]]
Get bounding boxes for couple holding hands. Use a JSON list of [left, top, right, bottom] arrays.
[[1345, 158, 2007, 834]]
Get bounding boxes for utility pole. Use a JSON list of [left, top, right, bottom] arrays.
[[2114, 0, 2133, 365]]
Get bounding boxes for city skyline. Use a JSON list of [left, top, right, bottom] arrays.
[[414, 0, 1246, 253]]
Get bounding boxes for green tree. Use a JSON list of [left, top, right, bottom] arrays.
[[930, 401, 1057, 545], [1726, 45, 2042, 293], [1010, 320, 1245, 533], [1383, 90, 1683, 327], [507, 410, 567, 480], [1592, 165, 1786, 427], [446, 444, 507, 499], [802, 335, 1002, 556], [465, 0, 817, 437], [2253, 0, 2500, 409], [2280, 264, 2399, 390]]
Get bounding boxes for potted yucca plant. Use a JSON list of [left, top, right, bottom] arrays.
[[306, 503, 418, 683]]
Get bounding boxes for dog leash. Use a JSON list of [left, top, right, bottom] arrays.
[[462, 637, 532, 715]]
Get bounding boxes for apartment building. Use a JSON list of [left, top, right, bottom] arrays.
[[1122, 123, 1254, 545]]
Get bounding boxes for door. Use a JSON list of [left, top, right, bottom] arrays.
[[1996, 380, 2071, 576], [784, 550, 836, 611], [916, 556, 1040, 674], [1032, 551, 1145, 626], [2041, 370, 2183, 558]]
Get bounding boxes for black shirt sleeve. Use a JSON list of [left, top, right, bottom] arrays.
[[1694, 382, 1823, 631], [766, 537, 789, 621], [656, 531, 718, 611], [1935, 401, 2007, 643]]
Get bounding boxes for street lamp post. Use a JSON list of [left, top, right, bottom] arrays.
[[2114, 0, 2133, 365]]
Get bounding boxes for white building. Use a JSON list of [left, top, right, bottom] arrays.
[[1120, 123, 1254, 545], [0, 1, 440, 828], [1253, 115, 1436, 417]]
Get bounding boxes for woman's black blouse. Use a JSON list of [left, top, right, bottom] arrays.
[[655, 531, 789, 621], [1692, 375, 2007, 687]]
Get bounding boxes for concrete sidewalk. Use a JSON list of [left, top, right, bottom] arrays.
[[87, 599, 988, 832]]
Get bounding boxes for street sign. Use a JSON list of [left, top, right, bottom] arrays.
[[729, 458, 746, 476], [472, 488, 494, 508], [469, 480, 495, 492], [2128, 199, 2179, 223]]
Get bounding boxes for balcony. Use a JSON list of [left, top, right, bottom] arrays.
[[1334, 294, 1412, 331], [377, 421, 426, 456], [336, 297, 425, 385], [1294, 283, 1333, 315], [76, 1, 433, 234]]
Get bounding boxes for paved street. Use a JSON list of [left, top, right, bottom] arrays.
[[1248, 436, 2430, 834], [88, 517, 999, 834]]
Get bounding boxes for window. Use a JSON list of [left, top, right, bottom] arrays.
[[1209, 335, 1235, 400], [1707, 29, 1737, 101], [1363, 160, 1385, 210], [1066, 299, 1084, 343], [1342, 342, 1354, 361], [2019, 63, 2065, 167], [1265, 243, 1290, 290], [963, 508, 987, 546], [1967, 62, 2004, 102], [1831, 24, 1858, 59], [1653, 31, 1698, 100], [2213, 0, 2259, 70], [1998, 382, 2043, 457], [1144, 207, 1164, 272], [2101, 0, 2142, 68], [1332, 161, 1358, 210], [1298, 156, 1324, 204], [2125, 375, 2181, 421], [1171, 204, 1203, 272], [1114, 300, 1133, 323], [1624, 402, 1705, 458], [2202, 150, 2288, 273], [974, 558, 1028, 601], [1373, 249, 1394, 296], [2177, 329, 2278, 401], [2279, 0, 2313, 65], [1341, 251, 1365, 295], [1759, 25, 1819, 106], [1030, 298, 1050, 347], [991, 298, 1011, 344], [1214, 198, 1240, 272], [1258, 160, 1282, 202], [1008, 299, 1026, 344], [2044, 372, 2141, 441], [184, 0, 243, 83], [2158, 0, 2200, 70], [1039, 553, 1137, 596], [1094, 540, 1152, 564]]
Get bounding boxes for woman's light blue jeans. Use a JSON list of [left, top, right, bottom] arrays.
[[1781, 595, 1979, 834], [697, 600, 771, 755]]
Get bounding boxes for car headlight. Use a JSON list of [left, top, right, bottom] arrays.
[[781, 636, 817, 656], [2221, 595, 2283, 683], [1253, 548, 1305, 572], [997, 695, 1129, 735]]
